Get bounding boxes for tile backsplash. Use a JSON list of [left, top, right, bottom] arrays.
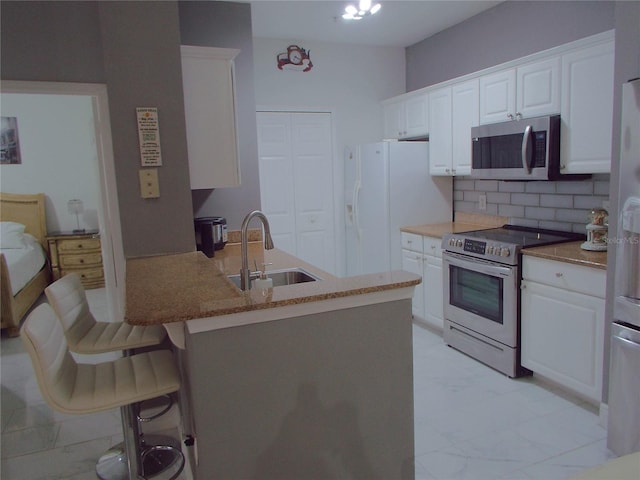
[[453, 174, 610, 234]]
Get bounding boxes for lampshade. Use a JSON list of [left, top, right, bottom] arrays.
[[67, 199, 84, 215]]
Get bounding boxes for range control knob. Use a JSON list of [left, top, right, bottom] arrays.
[[449, 238, 456, 247], [500, 247, 511, 257], [487, 245, 494, 255], [456, 239, 463, 248]]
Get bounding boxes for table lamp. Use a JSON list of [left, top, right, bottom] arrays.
[[67, 199, 85, 233]]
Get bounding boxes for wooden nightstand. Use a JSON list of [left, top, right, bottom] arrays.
[[47, 230, 104, 289]]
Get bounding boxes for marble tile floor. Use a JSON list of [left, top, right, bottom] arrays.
[[1, 290, 617, 479]]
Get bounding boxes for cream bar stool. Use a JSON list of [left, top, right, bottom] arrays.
[[45, 273, 175, 429], [21, 304, 185, 480], [45, 273, 167, 354]]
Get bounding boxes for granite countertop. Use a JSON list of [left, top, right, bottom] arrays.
[[522, 241, 608, 270], [125, 243, 420, 326], [401, 212, 509, 238]]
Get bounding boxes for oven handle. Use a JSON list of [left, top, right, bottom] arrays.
[[443, 251, 515, 277]]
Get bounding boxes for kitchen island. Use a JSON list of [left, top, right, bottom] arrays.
[[126, 244, 420, 480]]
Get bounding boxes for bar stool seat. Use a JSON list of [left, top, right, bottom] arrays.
[[21, 303, 184, 480], [45, 273, 166, 354]]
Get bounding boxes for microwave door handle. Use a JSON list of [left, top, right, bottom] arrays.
[[521, 125, 533, 173]]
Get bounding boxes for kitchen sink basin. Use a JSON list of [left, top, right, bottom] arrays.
[[227, 267, 321, 289]]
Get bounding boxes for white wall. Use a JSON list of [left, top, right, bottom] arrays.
[[0, 93, 101, 233], [253, 38, 406, 276]]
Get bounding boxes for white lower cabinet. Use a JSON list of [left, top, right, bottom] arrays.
[[401, 233, 444, 331], [521, 256, 606, 402]]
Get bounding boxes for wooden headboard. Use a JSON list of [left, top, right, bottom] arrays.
[[0, 192, 47, 247]]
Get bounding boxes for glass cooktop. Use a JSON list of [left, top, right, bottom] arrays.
[[459, 225, 585, 248]]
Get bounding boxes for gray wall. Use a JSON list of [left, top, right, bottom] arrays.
[[179, 1, 261, 230], [406, 1, 615, 91], [98, 1, 194, 257], [1, 1, 195, 258]]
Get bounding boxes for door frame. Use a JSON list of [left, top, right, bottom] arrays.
[[1, 80, 125, 320], [256, 106, 340, 275]]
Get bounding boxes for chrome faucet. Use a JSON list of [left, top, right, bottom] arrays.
[[240, 210, 275, 290]]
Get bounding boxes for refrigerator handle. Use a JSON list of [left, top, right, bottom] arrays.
[[353, 181, 362, 241]]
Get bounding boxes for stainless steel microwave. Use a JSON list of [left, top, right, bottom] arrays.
[[471, 115, 562, 180]]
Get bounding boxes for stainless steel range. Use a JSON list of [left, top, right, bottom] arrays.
[[442, 225, 584, 377]]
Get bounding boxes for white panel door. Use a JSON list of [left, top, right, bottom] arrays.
[[257, 111, 335, 274], [291, 113, 334, 273], [256, 113, 296, 255]]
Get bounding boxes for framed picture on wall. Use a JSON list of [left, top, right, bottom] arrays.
[[1, 117, 21, 165]]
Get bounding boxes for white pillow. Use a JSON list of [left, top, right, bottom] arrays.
[[1, 222, 27, 249]]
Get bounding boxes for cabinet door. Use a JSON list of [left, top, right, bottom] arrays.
[[560, 41, 614, 174], [404, 94, 429, 139], [181, 46, 241, 188], [423, 254, 444, 331], [383, 101, 405, 139], [517, 57, 561, 118], [451, 79, 479, 176], [521, 280, 605, 402], [402, 249, 425, 320], [479, 69, 516, 125], [428, 87, 453, 175]]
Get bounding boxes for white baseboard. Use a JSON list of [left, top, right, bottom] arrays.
[[599, 402, 609, 430]]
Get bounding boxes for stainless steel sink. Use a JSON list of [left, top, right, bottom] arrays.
[[227, 267, 321, 289]]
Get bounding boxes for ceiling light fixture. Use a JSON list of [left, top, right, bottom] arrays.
[[342, 0, 381, 20]]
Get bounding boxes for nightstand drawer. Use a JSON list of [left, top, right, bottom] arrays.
[[62, 267, 104, 288], [59, 253, 102, 268], [57, 237, 101, 253], [47, 231, 104, 289]]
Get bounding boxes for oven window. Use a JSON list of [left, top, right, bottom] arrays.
[[449, 264, 503, 324]]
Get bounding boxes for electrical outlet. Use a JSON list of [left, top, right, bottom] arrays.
[[139, 169, 160, 198], [479, 194, 487, 211]]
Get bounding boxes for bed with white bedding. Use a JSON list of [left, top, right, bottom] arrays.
[[1, 193, 50, 336]]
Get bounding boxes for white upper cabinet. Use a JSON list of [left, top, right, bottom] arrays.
[[181, 45, 241, 189], [383, 30, 614, 176], [480, 57, 560, 124], [560, 40, 615, 174], [479, 68, 516, 125], [430, 80, 478, 176], [451, 79, 479, 176], [517, 57, 561, 118], [428, 86, 453, 175], [383, 93, 428, 139]]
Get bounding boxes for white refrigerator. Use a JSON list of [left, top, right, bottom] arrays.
[[345, 141, 452, 276], [607, 78, 640, 456]]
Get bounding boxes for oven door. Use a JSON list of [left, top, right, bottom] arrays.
[[443, 251, 519, 347]]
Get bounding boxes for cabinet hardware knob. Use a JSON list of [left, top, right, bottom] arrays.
[[507, 113, 514, 120], [555, 272, 563, 277], [515, 112, 522, 120]]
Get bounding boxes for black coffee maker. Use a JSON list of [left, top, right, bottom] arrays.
[[194, 217, 227, 257]]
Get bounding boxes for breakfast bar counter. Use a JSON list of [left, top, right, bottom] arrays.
[[125, 243, 420, 327], [125, 243, 418, 480]]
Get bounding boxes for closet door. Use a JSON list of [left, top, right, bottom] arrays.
[[257, 112, 336, 274]]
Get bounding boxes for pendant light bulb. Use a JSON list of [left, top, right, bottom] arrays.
[[370, 3, 381, 14]]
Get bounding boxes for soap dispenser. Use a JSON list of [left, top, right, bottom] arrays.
[[252, 270, 273, 290], [251, 263, 273, 292]]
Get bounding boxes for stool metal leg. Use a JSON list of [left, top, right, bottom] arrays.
[[95, 404, 142, 480]]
